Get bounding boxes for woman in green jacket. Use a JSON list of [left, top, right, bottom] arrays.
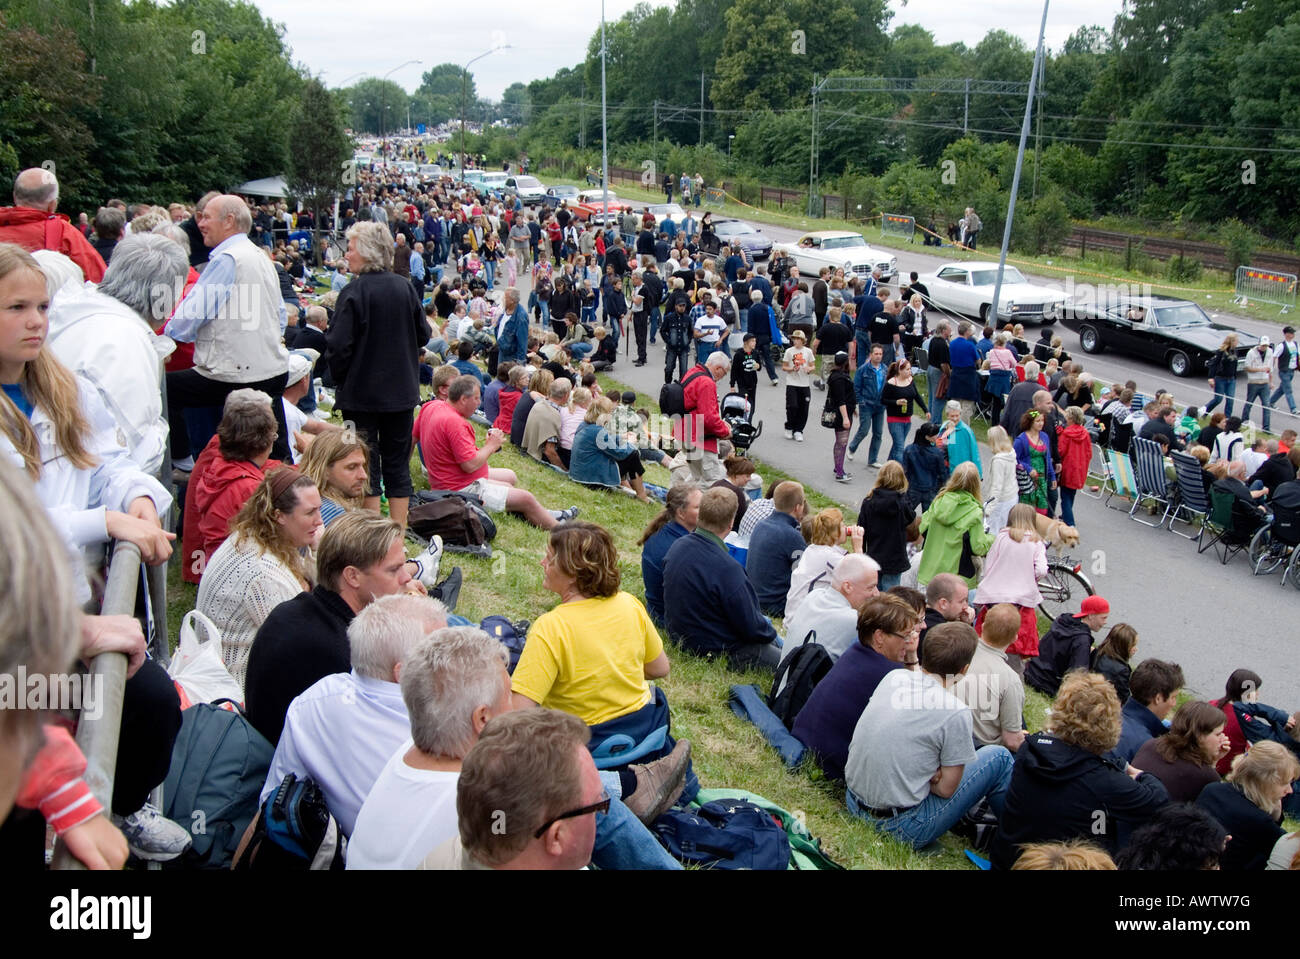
[[917, 461, 994, 588]]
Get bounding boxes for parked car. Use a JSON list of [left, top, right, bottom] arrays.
[[573, 188, 632, 226], [917, 261, 1069, 325], [647, 203, 687, 226], [703, 217, 772, 259], [417, 163, 441, 177], [1054, 295, 1260, 377], [505, 175, 546, 205], [773, 230, 897, 283], [479, 171, 510, 198], [543, 184, 582, 209]]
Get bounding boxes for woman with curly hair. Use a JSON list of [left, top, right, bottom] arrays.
[[197, 467, 322, 688], [990, 672, 1170, 870]]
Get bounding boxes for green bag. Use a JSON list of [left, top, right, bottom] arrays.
[[692, 787, 844, 870]]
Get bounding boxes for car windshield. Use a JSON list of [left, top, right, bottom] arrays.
[[1152, 305, 1210, 327], [820, 235, 866, 250], [515, 176, 541, 188], [720, 221, 757, 235], [969, 267, 1026, 286]]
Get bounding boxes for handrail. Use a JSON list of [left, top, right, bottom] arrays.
[[50, 541, 142, 870]]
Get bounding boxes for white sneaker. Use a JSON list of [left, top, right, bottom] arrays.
[[847, 448, 856, 461], [411, 535, 444, 591], [869, 461, 885, 469], [113, 802, 192, 862], [783, 429, 794, 440], [793, 431, 804, 442]]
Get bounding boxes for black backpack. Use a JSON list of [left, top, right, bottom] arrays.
[[410, 489, 497, 549], [767, 631, 834, 731], [658, 368, 712, 418]]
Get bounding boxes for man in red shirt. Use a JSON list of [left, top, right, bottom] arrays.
[[415, 374, 577, 530], [0, 168, 107, 282], [672, 352, 732, 483]]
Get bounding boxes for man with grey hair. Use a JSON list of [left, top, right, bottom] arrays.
[[0, 166, 107, 280], [522, 376, 570, 469], [1000, 360, 1044, 436], [163, 193, 292, 467], [261, 593, 449, 837], [672, 350, 733, 484], [45, 233, 189, 474], [780, 553, 882, 672]]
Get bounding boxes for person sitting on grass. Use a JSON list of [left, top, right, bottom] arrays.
[[522, 375, 571, 471], [792, 593, 921, 781], [662, 487, 783, 670], [449, 339, 488, 385], [298, 428, 370, 526], [1131, 701, 1230, 804], [953, 603, 1028, 752], [639, 485, 702, 628], [491, 364, 530, 433], [845, 622, 1014, 850], [415, 374, 578, 531], [1114, 803, 1227, 871], [745, 480, 809, 617], [1113, 658, 1185, 764], [1024, 594, 1111, 699], [1011, 840, 1116, 870], [568, 396, 650, 502], [1090, 623, 1138, 705], [989, 672, 1170, 870], [1197, 742, 1300, 871]]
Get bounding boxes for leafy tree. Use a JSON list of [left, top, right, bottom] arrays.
[[287, 78, 350, 259]]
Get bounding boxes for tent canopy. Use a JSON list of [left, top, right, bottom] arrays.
[[233, 175, 289, 198]]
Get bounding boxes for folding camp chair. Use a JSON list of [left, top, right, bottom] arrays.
[[1103, 449, 1137, 511], [1198, 485, 1261, 565], [1081, 442, 1109, 500], [1167, 451, 1211, 539], [1128, 436, 1175, 528], [1110, 418, 1134, 455]]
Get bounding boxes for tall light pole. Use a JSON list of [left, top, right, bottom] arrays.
[[600, 0, 609, 225], [727, 134, 735, 182], [988, 0, 1050, 327], [381, 58, 422, 158], [461, 45, 510, 176]]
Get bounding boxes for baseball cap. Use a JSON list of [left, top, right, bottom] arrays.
[[1259, 335, 1271, 346], [621, 390, 636, 404], [1074, 595, 1110, 618], [834, 350, 850, 366]]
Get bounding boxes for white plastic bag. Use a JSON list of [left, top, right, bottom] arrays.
[[167, 610, 244, 706]]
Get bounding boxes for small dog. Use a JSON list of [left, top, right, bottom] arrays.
[[1032, 513, 1080, 552]]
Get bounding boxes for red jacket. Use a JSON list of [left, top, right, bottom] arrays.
[[0, 206, 107, 282], [16, 724, 103, 834], [494, 388, 521, 432], [673, 364, 730, 454], [181, 434, 282, 584], [1057, 423, 1093, 491]]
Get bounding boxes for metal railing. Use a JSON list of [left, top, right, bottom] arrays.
[[50, 541, 143, 871], [882, 213, 916, 242], [1234, 266, 1297, 314]]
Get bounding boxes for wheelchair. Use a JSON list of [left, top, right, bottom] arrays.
[[1247, 483, 1300, 586]]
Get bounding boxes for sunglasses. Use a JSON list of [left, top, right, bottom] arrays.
[[533, 797, 611, 838]]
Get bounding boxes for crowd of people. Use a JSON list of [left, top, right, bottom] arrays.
[[1, 156, 1297, 875]]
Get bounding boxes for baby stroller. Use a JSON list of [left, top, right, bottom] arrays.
[[720, 392, 762, 455]]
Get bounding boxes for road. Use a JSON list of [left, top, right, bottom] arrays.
[[472, 216, 1300, 710]]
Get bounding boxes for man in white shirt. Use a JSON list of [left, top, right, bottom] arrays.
[[261, 594, 449, 837], [691, 298, 728, 365], [844, 622, 1013, 850], [1271, 325, 1298, 415], [347, 625, 513, 869], [780, 553, 881, 667], [1242, 336, 1274, 432]]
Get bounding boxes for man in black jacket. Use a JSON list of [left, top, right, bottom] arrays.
[[1024, 595, 1110, 698], [244, 512, 423, 746], [1139, 407, 1185, 452]]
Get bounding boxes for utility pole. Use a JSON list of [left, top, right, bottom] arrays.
[[699, 72, 705, 144], [579, 81, 586, 150], [653, 100, 658, 177], [963, 77, 970, 136], [601, 0, 609, 223], [807, 75, 819, 217], [989, 0, 1050, 326], [1032, 54, 1044, 202]]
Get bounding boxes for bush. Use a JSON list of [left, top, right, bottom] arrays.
[[1166, 253, 1203, 283], [1219, 218, 1260, 274], [1012, 191, 1072, 256]]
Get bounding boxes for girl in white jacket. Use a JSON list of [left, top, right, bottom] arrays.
[[0, 244, 173, 603], [985, 425, 1020, 534]]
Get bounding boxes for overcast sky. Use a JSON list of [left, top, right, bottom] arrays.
[[255, 0, 1126, 100]]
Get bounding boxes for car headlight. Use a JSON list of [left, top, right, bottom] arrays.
[[1007, 302, 1018, 313]]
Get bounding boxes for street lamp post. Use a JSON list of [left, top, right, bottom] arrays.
[[727, 134, 735, 185], [461, 45, 511, 178], [381, 58, 422, 159]]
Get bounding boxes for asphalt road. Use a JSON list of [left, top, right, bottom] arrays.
[[475, 219, 1300, 711]]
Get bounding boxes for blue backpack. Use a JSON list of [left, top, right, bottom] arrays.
[[161, 701, 274, 869], [653, 798, 790, 870], [480, 616, 530, 673]]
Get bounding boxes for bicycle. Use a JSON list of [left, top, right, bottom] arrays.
[[1036, 554, 1095, 621]]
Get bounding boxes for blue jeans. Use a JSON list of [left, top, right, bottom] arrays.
[[538, 300, 551, 328], [849, 403, 885, 461], [887, 419, 910, 462], [927, 370, 943, 424], [569, 341, 595, 360], [847, 745, 1012, 850], [1242, 382, 1271, 431], [581, 304, 598, 326], [1205, 377, 1236, 418], [1271, 369, 1296, 414], [592, 773, 681, 870], [649, 307, 661, 343], [483, 261, 495, 289], [1060, 486, 1077, 527], [878, 571, 902, 590]]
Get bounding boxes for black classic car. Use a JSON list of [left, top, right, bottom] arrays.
[[1052, 295, 1259, 377]]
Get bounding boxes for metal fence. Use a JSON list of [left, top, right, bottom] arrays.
[[50, 542, 143, 871], [703, 187, 725, 206], [1234, 266, 1297, 314], [882, 213, 916, 242]]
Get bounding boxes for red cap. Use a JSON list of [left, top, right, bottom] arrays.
[[1074, 595, 1110, 618]]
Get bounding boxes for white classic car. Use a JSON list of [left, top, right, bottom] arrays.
[[774, 231, 897, 283], [917, 261, 1069, 324]]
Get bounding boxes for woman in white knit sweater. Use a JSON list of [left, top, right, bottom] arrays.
[[197, 467, 322, 689], [984, 425, 1020, 534]]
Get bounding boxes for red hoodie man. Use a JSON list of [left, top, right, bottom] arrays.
[[672, 355, 731, 483], [0, 168, 107, 282], [181, 433, 282, 584]]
